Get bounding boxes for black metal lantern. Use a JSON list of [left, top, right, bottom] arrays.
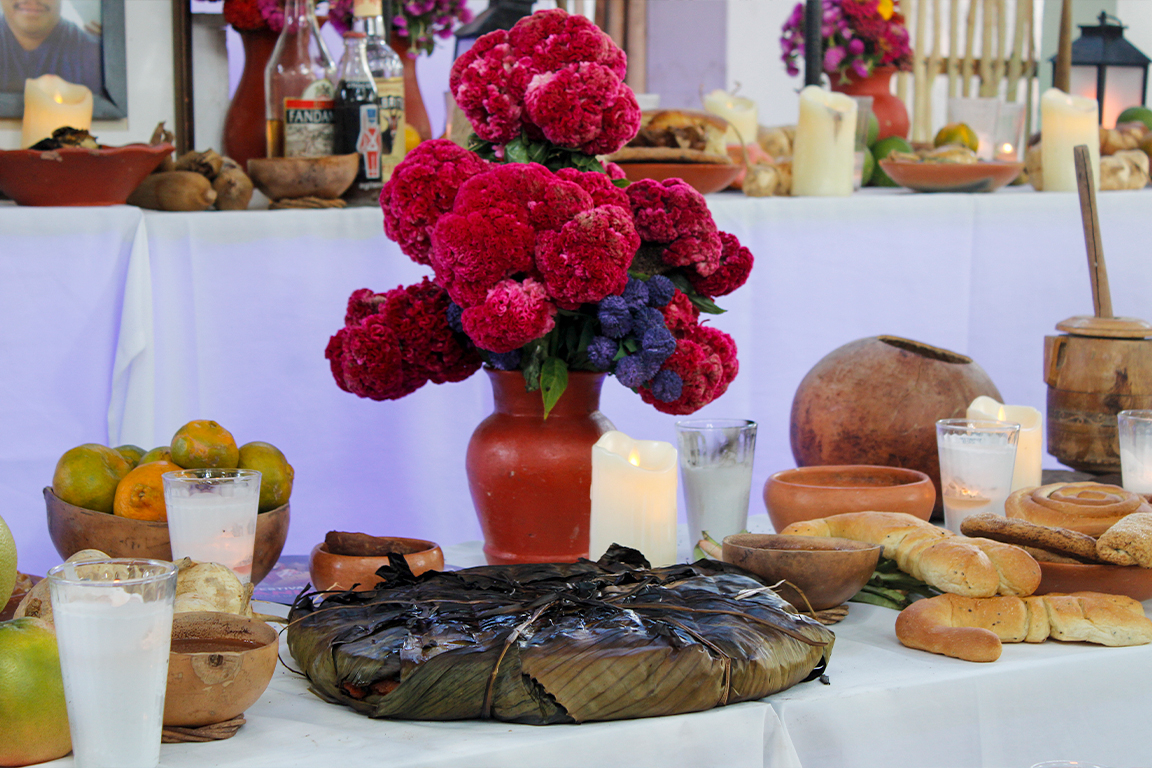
[[453, 0, 535, 60], [1051, 12, 1150, 128]]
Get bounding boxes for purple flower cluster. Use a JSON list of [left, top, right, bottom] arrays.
[[586, 276, 682, 402], [780, 0, 913, 81], [327, 0, 472, 54]]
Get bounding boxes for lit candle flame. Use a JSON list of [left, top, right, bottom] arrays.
[[53, 93, 64, 104], [628, 450, 641, 467]]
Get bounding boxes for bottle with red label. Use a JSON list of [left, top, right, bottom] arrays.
[[264, 0, 337, 158], [335, 31, 383, 204]]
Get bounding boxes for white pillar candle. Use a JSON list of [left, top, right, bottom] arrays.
[[21, 74, 93, 148], [1040, 88, 1099, 193], [588, 430, 678, 567], [702, 89, 758, 146], [791, 86, 857, 197], [968, 396, 1043, 492]]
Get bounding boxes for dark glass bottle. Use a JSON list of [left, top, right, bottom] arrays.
[[336, 32, 383, 204]]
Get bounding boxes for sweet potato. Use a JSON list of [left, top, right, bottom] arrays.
[[127, 171, 216, 211], [212, 158, 254, 210]]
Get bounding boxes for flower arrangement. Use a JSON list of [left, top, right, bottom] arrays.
[[781, 0, 913, 82], [326, 8, 754, 416], [328, 0, 473, 55]]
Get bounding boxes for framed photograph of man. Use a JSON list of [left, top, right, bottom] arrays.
[[0, 0, 127, 118]]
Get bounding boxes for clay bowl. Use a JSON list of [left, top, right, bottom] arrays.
[[1034, 561, 1152, 603], [614, 162, 741, 194], [246, 153, 359, 200], [0, 143, 173, 206], [164, 611, 278, 727], [309, 538, 444, 593], [43, 487, 289, 585], [722, 533, 881, 611], [763, 465, 936, 531], [878, 159, 1024, 193]]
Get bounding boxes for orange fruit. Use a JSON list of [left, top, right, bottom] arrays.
[[52, 444, 132, 513], [238, 442, 294, 512], [113, 460, 182, 522], [0, 618, 72, 766], [113, 444, 146, 468], [139, 446, 172, 464], [170, 420, 239, 469], [934, 122, 979, 152]]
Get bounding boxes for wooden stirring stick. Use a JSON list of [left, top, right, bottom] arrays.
[[1073, 144, 1113, 319]]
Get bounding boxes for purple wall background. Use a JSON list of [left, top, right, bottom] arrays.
[[645, 0, 726, 110]]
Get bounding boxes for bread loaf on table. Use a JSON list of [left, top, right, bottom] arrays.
[[780, 511, 1040, 598], [1096, 512, 1152, 567], [895, 591, 1152, 662], [1005, 482, 1151, 537]]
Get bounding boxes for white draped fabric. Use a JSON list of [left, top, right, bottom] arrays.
[[3, 189, 1151, 577]]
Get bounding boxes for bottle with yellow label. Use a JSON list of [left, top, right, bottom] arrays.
[[265, 0, 337, 158], [353, 0, 405, 179]]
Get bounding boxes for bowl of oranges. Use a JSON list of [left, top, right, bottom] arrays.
[[44, 420, 292, 585]]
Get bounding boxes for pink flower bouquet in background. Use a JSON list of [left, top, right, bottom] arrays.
[[328, 0, 472, 54], [781, 0, 913, 81], [326, 8, 755, 416]]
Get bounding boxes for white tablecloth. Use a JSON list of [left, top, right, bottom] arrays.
[[5, 189, 1152, 577]]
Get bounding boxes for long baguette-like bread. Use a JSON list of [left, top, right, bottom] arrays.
[[895, 591, 1152, 662], [780, 512, 1040, 598]]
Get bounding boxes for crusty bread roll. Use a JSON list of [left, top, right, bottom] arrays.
[[895, 591, 1152, 662], [780, 511, 1040, 598], [1097, 512, 1152, 567], [1005, 482, 1151, 537], [959, 511, 1101, 562], [608, 110, 731, 163]]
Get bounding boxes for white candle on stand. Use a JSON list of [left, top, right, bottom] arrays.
[[792, 86, 857, 197], [1040, 88, 1099, 192], [588, 431, 678, 566], [21, 74, 93, 148], [703, 89, 759, 146], [968, 396, 1043, 492]]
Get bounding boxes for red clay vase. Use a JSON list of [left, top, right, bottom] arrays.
[[389, 36, 432, 142], [467, 369, 615, 565], [831, 65, 909, 141], [222, 27, 279, 171]]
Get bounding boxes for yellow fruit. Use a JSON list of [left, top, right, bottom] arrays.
[[52, 444, 132, 513], [113, 460, 183, 522], [404, 123, 422, 153], [934, 122, 979, 152], [113, 444, 146, 468], [139, 446, 172, 464], [0, 618, 72, 766], [0, 515, 14, 607], [238, 442, 294, 512], [170, 420, 239, 469]]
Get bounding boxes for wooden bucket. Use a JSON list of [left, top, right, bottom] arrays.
[[1044, 333, 1152, 473]]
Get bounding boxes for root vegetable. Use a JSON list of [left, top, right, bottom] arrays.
[[15, 549, 111, 624], [173, 559, 253, 617], [212, 159, 254, 210], [127, 171, 216, 211], [174, 149, 224, 179]]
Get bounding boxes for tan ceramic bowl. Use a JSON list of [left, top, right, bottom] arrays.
[[43, 487, 290, 585], [722, 533, 881, 611], [164, 611, 278, 727], [309, 538, 444, 593], [763, 465, 936, 531], [246, 154, 359, 200]]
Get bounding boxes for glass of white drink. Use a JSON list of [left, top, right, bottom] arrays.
[[163, 468, 261, 583], [1118, 410, 1152, 495], [47, 558, 178, 768], [675, 418, 757, 558], [935, 418, 1020, 534]]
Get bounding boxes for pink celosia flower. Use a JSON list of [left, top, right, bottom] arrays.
[[382, 278, 482, 384], [603, 161, 626, 180], [449, 33, 529, 144], [534, 205, 639, 309], [638, 320, 738, 414], [381, 140, 489, 266], [507, 8, 627, 80], [523, 62, 641, 155], [687, 231, 755, 298], [325, 317, 413, 401], [460, 278, 557, 353], [626, 178, 722, 276], [431, 208, 537, 307], [344, 287, 387, 326], [554, 167, 630, 210], [660, 290, 701, 334]]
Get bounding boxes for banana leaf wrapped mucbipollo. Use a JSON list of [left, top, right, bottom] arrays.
[[287, 547, 835, 724]]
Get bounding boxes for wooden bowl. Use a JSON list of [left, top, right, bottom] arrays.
[[309, 538, 444, 592], [164, 611, 278, 727], [1034, 561, 1152, 602], [763, 465, 936, 531], [722, 533, 881, 611], [43, 487, 289, 585], [877, 160, 1024, 193], [614, 162, 741, 194], [246, 154, 359, 200], [0, 144, 173, 206]]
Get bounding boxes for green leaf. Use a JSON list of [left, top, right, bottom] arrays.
[[611, 178, 631, 188], [520, 340, 546, 392], [540, 357, 569, 419], [505, 137, 530, 164], [667, 271, 727, 315]]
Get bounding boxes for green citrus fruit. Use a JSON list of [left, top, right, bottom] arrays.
[[869, 136, 913, 187], [1117, 105, 1152, 132], [866, 111, 880, 148], [861, 146, 875, 187], [52, 444, 132, 513], [934, 122, 979, 151], [0, 618, 72, 766], [171, 420, 239, 469], [0, 515, 15, 607], [113, 444, 146, 468], [139, 446, 173, 465], [238, 442, 294, 512]]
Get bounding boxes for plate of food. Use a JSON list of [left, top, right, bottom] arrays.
[[607, 109, 740, 194], [878, 144, 1023, 193]]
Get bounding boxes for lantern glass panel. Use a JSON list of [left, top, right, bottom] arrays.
[[1103, 66, 1146, 128]]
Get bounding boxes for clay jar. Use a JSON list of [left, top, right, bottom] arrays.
[[763, 465, 936, 531], [789, 336, 1002, 512]]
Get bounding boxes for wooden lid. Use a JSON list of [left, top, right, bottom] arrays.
[[1055, 315, 1152, 339]]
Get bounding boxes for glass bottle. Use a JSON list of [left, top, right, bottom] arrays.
[[352, 0, 405, 174], [264, 0, 337, 158], [335, 32, 383, 202]]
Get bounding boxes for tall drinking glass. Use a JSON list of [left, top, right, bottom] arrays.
[[163, 468, 261, 583], [1118, 410, 1152, 495], [936, 418, 1020, 533], [850, 96, 874, 190], [675, 419, 757, 557], [48, 558, 177, 768]]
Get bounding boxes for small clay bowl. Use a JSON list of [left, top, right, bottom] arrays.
[[164, 611, 278, 727], [246, 154, 359, 200], [722, 533, 881, 611], [763, 465, 936, 531], [309, 538, 444, 592], [1034, 561, 1152, 603], [43, 487, 289, 585]]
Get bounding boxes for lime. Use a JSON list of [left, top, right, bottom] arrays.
[[52, 444, 132, 513], [870, 136, 913, 187], [0, 515, 14, 606], [1117, 106, 1152, 131], [866, 111, 880, 148], [0, 618, 72, 766], [140, 446, 172, 464], [861, 146, 875, 187], [114, 444, 146, 468], [239, 442, 294, 512]]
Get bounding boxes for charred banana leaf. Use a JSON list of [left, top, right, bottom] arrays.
[[287, 547, 834, 724]]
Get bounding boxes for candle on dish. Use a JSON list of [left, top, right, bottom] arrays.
[[994, 142, 1017, 162], [1040, 88, 1099, 192], [967, 396, 1043, 492], [702, 89, 758, 146], [21, 74, 93, 148], [588, 430, 678, 567], [791, 86, 857, 197]]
